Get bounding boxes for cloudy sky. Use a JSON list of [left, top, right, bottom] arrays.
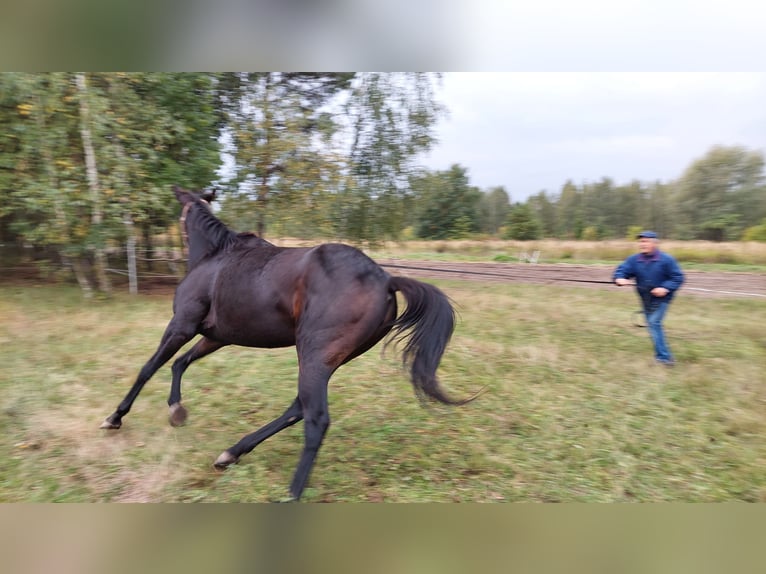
[[420, 72, 766, 203]]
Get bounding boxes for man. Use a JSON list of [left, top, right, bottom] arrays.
[[613, 231, 685, 366]]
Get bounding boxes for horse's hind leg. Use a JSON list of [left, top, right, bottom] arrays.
[[214, 365, 332, 502], [100, 316, 198, 429], [167, 337, 227, 427], [289, 365, 332, 500], [214, 397, 304, 468], [214, 366, 332, 501]]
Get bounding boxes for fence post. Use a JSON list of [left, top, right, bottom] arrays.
[[124, 214, 138, 294]]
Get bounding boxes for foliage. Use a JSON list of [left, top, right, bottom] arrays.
[[675, 145, 766, 241], [626, 225, 643, 240], [2, 70, 765, 296], [742, 219, 766, 242], [0, 73, 222, 293], [503, 203, 542, 240], [215, 72, 444, 242], [478, 186, 510, 235], [411, 164, 481, 239], [333, 73, 445, 242], [527, 190, 556, 237], [522, 147, 766, 242], [581, 226, 600, 241], [215, 72, 354, 236]]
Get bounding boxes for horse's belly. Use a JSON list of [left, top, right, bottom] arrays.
[[203, 324, 296, 348], [203, 302, 296, 348]]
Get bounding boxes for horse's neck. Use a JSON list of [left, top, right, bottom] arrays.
[[184, 206, 235, 269], [186, 235, 216, 269]]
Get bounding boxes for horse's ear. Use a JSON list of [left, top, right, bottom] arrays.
[[173, 185, 192, 205], [201, 188, 217, 203]]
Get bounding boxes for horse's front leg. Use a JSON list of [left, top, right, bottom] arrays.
[[167, 337, 227, 427], [100, 317, 197, 429]]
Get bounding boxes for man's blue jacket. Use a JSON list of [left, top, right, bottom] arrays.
[[613, 251, 685, 305]]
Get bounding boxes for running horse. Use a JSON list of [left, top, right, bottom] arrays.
[[101, 186, 475, 500]]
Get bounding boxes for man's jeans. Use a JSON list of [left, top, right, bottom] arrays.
[[643, 299, 673, 363]]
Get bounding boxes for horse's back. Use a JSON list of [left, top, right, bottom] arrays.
[[302, 243, 390, 288], [185, 241, 392, 349]]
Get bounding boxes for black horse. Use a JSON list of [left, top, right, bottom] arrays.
[[101, 186, 474, 500]]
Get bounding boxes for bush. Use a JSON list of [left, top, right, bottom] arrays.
[[627, 225, 643, 240], [400, 226, 417, 241], [742, 220, 766, 242], [503, 204, 542, 240], [581, 226, 600, 241]]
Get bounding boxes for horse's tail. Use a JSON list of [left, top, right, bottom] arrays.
[[387, 276, 479, 406]]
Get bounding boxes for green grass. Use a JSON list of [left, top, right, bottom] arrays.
[[1, 282, 765, 502]]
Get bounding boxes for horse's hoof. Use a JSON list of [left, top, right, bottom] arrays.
[[168, 403, 188, 427], [213, 451, 239, 469], [100, 418, 121, 430]]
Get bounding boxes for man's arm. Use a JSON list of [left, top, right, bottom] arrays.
[[613, 257, 635, 286], [660, 256, 685, 293]]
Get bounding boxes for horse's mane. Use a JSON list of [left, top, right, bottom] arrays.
[[187, 201, 240, 261]]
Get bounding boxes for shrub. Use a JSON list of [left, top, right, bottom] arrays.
[[627, 225, 643, 240], [742, 220, 766, 242], [581, 226, 600, 241], [503, 204, 542, 240]]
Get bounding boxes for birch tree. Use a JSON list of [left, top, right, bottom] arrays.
[[0, 73, 221, 295], [75, 73, 111, 294]]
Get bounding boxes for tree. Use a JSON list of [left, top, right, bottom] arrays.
[[0, 73, 221, 295], [217, 73, 354, 236], [580, 178, 613, 238], [504, 202, 542, 240], [100, 73, 222, 273], [675, 145, 766, 241], [411, 164, 481, 239], [556, 180, 583, 238], [75, 73, 111, 295], [644, 181, 675, 239], [337, 73, 445, 242], [0, 73, 99, 291], [478, 186, 510, 235], [527, 190, 556, 237]]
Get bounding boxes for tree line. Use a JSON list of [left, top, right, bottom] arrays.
[[381, 145, 766, 243], [507, 144, 766, 243], [0, 72, 442, 294], [1, 72, 765, 296]]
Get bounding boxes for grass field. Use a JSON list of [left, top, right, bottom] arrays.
[[1, 280, 765, 502]]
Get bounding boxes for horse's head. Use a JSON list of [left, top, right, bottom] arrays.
[[173, 185, 217, 208]]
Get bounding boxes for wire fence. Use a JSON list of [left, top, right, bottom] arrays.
[[2, 246, 765, 299], [1, 244, 186, 289]]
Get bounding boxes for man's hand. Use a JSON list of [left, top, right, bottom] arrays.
[[615, 278, 632, 287], [651, 287, 669, 297]]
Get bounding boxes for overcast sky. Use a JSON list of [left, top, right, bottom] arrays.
[[420, 73, 766, 203]]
